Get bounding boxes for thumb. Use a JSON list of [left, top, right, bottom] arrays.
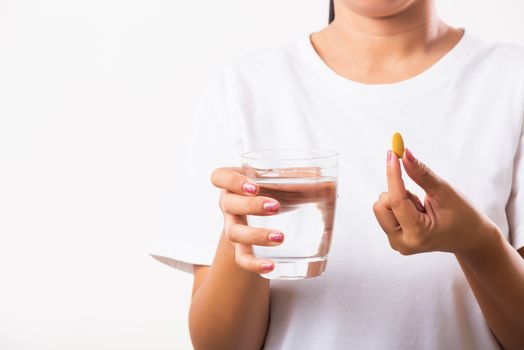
[[402, 148, 447, 196]]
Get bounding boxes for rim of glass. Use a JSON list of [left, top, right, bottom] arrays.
[[241, 148, 339, 161]]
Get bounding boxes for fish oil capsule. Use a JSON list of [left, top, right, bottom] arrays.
[[392, 132, 405, 158]]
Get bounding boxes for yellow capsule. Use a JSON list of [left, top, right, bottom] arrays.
[[392, 132, 405, 158]]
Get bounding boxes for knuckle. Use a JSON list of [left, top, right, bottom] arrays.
[[218, 193, 227, 212], [389, 198, 404, 209], [419, 162, 432, 179], [234, 254, 243, 266], [439, 180, 454, 197], [210, 168, 223, 186], [233, 245, 259, 272], [406, 230, 428, 248], [234, 251, 247, 266], [387, 237, 414, 255], [221, 193, 240, 214], [226, 225, 238, 242], [397, 248, 409, 256], [223, 221, 232, 234], [388, 239, 398, 251], [225, 232, 234, 244], [397, 245, 413, 256], [414, 225, 426, 237], [378, 192, 388, 201]]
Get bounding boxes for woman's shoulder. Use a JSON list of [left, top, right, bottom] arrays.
[[460, 32, 524, 90], [211, 37, 303, 86], [196, 37, 304, 115], [471, 33, 524, 67]]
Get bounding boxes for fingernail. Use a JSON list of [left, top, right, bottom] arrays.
[[405, 148, 416, 164], [263, 200, 280, 212], [242, 181, 257, 194], [387, 150, 392, 164], [261, 262, 274, 271], [268, 231, 284, 242]]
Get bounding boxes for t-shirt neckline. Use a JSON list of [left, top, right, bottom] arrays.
[[295, 29, 481, 102]]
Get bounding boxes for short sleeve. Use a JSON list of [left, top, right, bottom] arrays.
[[506, 127, 524, 251], [150, 71, 244, 272]]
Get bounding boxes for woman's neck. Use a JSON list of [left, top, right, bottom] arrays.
[[311, 0, 463, 84]]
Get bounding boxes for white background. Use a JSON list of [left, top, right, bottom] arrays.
[[1, 1, 523, 349]]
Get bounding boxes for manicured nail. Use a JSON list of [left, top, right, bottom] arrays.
[[268, 231, 284, 243], [387, 150, 392, 164], [242, 181, 257, 194], [263, 200, 280, 212], [405, 148, 416, 164], [261, 263, 274, 272]]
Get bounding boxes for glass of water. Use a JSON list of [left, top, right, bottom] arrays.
[[241, 148, 339, 280]]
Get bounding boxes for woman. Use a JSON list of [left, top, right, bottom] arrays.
[[165, 0, 524, 348]]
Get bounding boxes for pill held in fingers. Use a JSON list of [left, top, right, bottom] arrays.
[[392, 132, 405, 158]]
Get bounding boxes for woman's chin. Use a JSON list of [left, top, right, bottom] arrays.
[[341, 0, 419, 18]]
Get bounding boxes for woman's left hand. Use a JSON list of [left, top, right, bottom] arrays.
[[373, 148, 500, 256]]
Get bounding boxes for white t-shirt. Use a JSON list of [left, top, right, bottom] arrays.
[[153, 30, 524, 349]]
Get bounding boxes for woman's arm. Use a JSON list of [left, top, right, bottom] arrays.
[[189, 232, 270, 350], [373, 149, 524, 349], [189, 167, 284, 350], [455, 239, 524, 349]]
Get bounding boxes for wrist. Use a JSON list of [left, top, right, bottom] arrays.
[[455, 223, 504, 261]]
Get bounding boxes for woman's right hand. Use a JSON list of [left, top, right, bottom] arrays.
[[210, 167, 284, 275]]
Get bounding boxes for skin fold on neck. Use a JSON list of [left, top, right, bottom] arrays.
[[311, 0, 464, 84]]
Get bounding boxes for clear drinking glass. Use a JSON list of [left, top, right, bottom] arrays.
[[241, 148, 339, 280]]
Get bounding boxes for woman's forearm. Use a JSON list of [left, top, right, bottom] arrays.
[[455, 228, 524, 349], [189, 232, 270, 350]]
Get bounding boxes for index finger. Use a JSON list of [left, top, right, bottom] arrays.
[[386, 150, 421, 229], [210, 167, 259, 196]]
